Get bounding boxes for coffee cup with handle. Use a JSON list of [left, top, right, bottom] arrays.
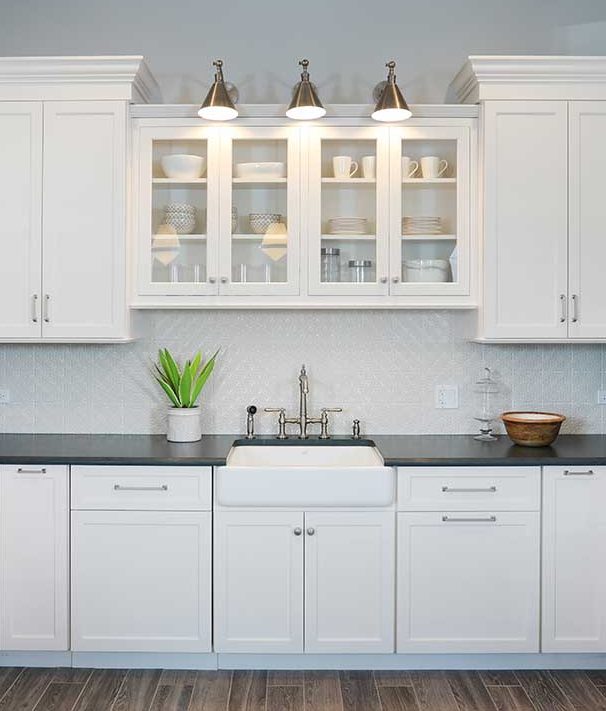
[[333, 156, 358, 178]]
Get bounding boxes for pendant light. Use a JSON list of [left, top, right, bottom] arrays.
[[371, 61, 412, 122], [198, 59, 238, 121], [286, 59, 326, 120]]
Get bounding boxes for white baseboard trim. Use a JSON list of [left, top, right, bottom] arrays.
[[72, 652, 218, 669], [217, 653, 606, 670], [0, 651, 604, 670], [0, 651, 72, 667]]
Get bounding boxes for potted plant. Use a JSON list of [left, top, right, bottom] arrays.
[[153, 348, 218, 442]]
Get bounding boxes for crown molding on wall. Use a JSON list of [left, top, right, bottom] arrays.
[[0, 56, 161, 102], [130, 103, 479, 121], [451, 55, 606, 103]]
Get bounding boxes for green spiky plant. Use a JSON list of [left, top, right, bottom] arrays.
[[154, 348, 218, 408]]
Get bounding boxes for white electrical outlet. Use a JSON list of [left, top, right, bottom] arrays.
[[597, 390, 606, 405], [0, 388, 10, 405], [435, 385, 459, 409]]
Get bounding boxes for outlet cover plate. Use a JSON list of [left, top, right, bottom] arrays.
[[0, 388, 10, 405], [435, 384, 459, 409]]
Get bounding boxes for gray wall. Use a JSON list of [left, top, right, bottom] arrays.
[[1, 0, 605, 104]]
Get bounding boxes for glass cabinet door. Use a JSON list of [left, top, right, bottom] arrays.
[[219, 127, 300, 295], [307, 127, 390, 296], [137, 125, 219, 295], [389, 125, 471, 296]]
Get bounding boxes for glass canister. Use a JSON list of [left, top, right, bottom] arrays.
[[321, 247, 341, 282], [348, 259, 373, 283]]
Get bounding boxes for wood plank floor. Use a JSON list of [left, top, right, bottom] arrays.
[[0, 669, 605, 711]]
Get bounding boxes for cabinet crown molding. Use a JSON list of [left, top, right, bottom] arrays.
[[450, 55, 606, 103], [0, 55, 161, 102]]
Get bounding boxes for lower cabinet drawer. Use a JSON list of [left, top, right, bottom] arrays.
[[71, 465, 211, 511], [397, 511, 540, 653], [397, 466, 540, 511], [71, 510, 212, 652]]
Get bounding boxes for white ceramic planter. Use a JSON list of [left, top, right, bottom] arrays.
[[167, 407, 201, 442]]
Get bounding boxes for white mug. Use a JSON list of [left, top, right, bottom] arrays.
[[361, 155, 376, 179], [402, 156, 419, 179], [421, 156, 448, 178], [333, 155, 358, 178]]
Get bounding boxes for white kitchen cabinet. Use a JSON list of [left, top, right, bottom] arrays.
[[0, 103, 43, 338], [1, 465, 69, 651], [214, 509, 395, 654], [542, 466, 606, 652], [214, 511, 304, 653], [397, 511, 540, 653], [42, 101, 128, 339], [481, 101, 569, 340], [71, 510, 211, 652], [568, 102, 606, 338], [131, 108, 477, 309], [304, 511, 394, 653], [0, 56, 157, 341]]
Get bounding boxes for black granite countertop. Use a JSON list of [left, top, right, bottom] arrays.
[[0, 433, 605, 467]]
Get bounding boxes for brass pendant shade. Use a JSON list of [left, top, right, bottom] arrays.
[[198, 59, 238, 121], [372, 61, 412, 122], [286, 59, 326, 120]]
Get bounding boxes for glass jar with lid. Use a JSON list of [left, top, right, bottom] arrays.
[[321, 247, 341, 282], [348, 259, 373, 283]]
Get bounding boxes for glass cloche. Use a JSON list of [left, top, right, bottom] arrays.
[[473, 367, 501, 441]]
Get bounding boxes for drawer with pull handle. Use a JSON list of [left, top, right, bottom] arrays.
[[397, 466, 540, 512], [71, 465, 211, 511]]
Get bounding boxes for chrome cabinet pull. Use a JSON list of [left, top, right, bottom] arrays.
[[113, 484, 168, 492], [306, 527, 316, 536], [208, 276, 217, 284], [442, 515, 497, 523], [392, 276, 400, 283], [17, 467, 46, 474], [379, 276, 388, 284], [293, 527, 302, 536], [571, 294, 579, 323], [43, 294, 51, 323], [220, 276, 228, 284], [442, 486, 497, 493], [559, 294, 567, 323], [31, 294, 39, 323], [563, 470, 594, 476]]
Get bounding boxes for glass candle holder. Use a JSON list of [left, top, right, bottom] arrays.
[[473, 367, 501, 441]]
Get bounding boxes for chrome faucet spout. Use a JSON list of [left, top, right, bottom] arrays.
[[299, 364, 309, 394]]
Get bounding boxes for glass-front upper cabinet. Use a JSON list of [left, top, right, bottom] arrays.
[[219, 127, 300, 295], [136, 124, 220, 296], [307, 127, 390, 295], [389, 125, 471, 296]]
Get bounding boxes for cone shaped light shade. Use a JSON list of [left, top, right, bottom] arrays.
[[286, 59, 326, 120], [198, 60, 238, 121], [372, 61, 411, 122]]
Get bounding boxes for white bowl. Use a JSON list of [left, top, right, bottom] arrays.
[[161, 154, 206, 179], [235, 162, 286, 179]]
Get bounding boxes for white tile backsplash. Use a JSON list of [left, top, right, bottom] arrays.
[[1, 310, 604, 435]]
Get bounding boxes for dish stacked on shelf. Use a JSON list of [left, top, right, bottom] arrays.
[[328, 217, 368, 235], [402, 216, 442, 235]]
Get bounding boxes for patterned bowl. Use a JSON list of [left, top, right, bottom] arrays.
[[249, 213, 283, 235], [501, 411, 566, 447]]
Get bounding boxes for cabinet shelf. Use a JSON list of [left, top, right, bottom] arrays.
[[402, 178, 456, 185], [152, 178, 207, 184], [401, 234, 456, 241], [321, 178, 376, 184], [322, 234, 375, 241], [152, 233, 207, 242], [232, 178, 287, 185]]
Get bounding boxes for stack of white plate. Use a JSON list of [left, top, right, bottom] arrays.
[[402, 216, 442, 235], [328, 217, 368, 235]]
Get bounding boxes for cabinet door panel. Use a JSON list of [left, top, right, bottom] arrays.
[[305, 511, 395, 653], [568, 102, 606, 338], [482, 101, 568, 339], [397, 511, 540, 653], [42, 101, 127, 339], [71, 510, 211, 652], [214, 511, 304, 653], [1, 465, 68, 650], [0, 103, 42, 338], [542, 466, 606, 652]]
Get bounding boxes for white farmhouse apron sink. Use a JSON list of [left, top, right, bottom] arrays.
[[217, 443, 393, 507]]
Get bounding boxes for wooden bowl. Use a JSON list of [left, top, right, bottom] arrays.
[[501, 411, 566, 447]]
